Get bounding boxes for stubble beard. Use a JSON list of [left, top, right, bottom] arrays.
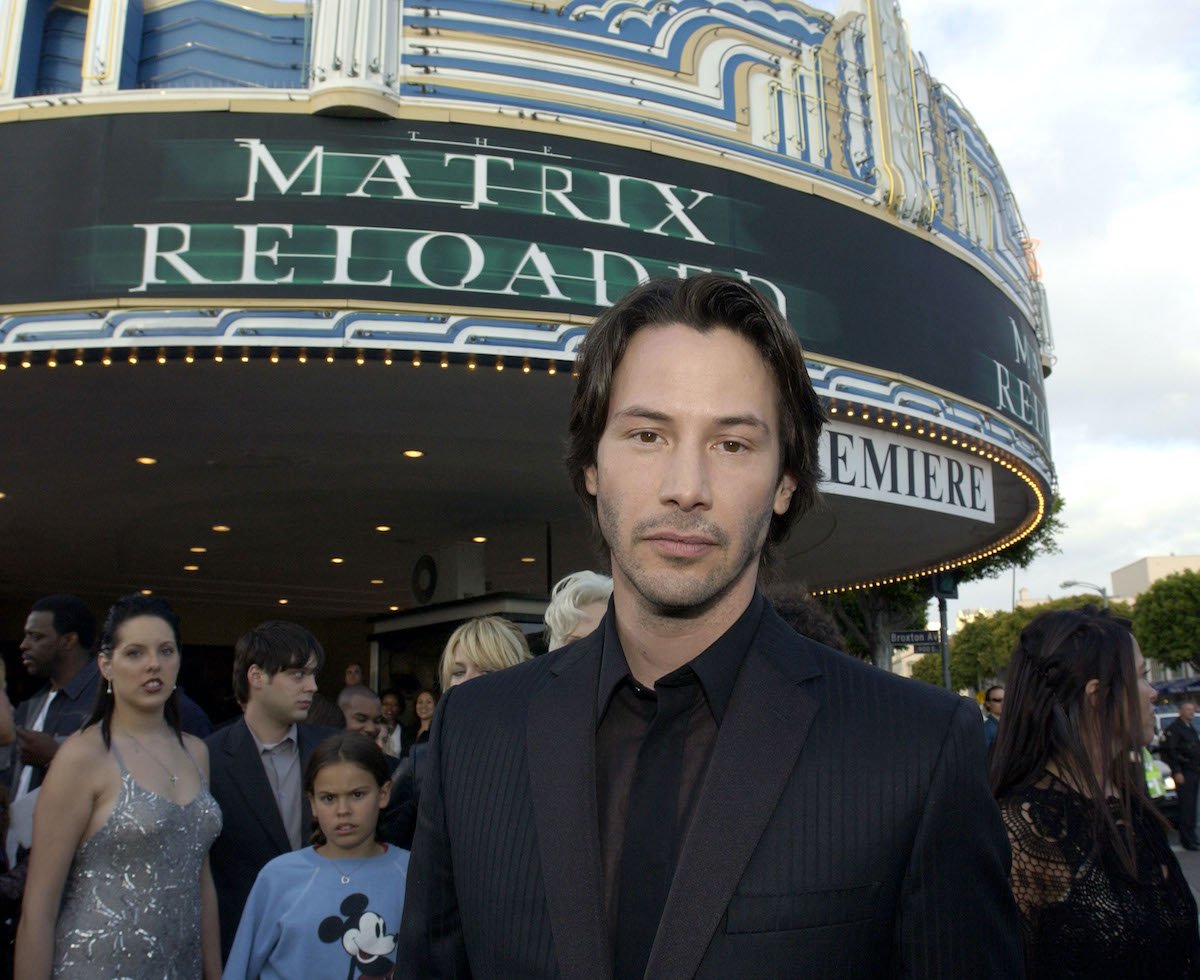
[[597, 494, 773, 620]]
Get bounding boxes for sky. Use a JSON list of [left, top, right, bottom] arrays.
[[888, 0, 1200, 625]]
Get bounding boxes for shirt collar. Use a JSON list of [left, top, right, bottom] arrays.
[[596, 591, 765, 725], [59, 658, 100, 700], [249, 722, 298, 754]]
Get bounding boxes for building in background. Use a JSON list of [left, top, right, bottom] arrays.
[[0, 0, 1054, 702]]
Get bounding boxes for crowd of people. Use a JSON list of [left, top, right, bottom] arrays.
[[0, 273, 1196, 978]]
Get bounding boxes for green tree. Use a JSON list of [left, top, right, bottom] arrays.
[[816, 497, 1067, 675], [910, 653, 943, 687], [909, 592, 1132, 689], [956, 495, 1067, 587], [1133, 569, 1200, 670], [819, 580, 929, 670]]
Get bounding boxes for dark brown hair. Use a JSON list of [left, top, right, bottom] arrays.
[[565, 273, 825, 558], [232, 620, 325, 706], [989, 605, 1153, 878], [304, 733, 392, 847]]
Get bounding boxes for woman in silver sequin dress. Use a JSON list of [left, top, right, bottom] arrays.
[[15, 595, 223, 979]]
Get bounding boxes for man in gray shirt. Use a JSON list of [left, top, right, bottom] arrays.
[[205, 621, 333, 961]]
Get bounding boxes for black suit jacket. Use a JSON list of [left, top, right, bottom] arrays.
[[1163, 718, 1200, 774], [399, 603, 1023, 978], [206, 718, 331, 961]]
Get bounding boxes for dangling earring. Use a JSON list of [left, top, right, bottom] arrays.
[[106, 680, 112, 695]]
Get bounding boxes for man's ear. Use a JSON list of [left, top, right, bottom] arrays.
[[584, 464, 598, 497], [773, 471, 798, 516]]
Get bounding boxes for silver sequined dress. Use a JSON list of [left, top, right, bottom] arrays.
[[51, 743, 222, 978]]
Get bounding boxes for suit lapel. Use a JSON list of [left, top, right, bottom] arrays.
[[526, 638, 612, 980], [647, 623, 820, 980], [226, 719, 292, 855], [297, 725, 321, 840]]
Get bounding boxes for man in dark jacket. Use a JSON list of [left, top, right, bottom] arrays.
[[1163, 702, 1200, 849]]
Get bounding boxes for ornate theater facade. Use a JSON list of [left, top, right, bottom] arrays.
[[0, 0, 1053, 685]]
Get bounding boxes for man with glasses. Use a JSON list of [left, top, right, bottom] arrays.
[[983, 685, 1004, 749]]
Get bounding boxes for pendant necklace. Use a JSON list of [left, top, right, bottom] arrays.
[[117, 730, 178, 785], [321, 844, 382, 884]]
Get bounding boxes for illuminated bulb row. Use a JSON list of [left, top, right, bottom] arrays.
[[0, 348, 569, 374], [826, 398, 1034, 471], [813, 470, 1048, 596]]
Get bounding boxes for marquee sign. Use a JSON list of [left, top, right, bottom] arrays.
[[818, 421, 995, 523], [0, 113, 1049, 452]]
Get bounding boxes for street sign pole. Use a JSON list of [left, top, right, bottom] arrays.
[[939, 595, 951, 690]]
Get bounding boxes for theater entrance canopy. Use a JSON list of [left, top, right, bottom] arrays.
[[0, 0, 1054, 623]]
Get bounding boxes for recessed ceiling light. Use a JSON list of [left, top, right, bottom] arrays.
[[520, 556, 536, 564], [471, 536, 487, 544], [403, 450, 424, 459], [278, 598, 289, 605], [374, 525, 391, 533], [189, 546, 207, 554], [330, 557, 345, 564], [370, 579, 384, 585], [211, 524, 231, 533], [0, 492, 6, 500], [183, 564, 199, 572], [388, 605, 400, 612], [139, 589, 152, 596], [135, 456, 157, 465]]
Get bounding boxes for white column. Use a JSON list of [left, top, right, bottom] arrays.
[[81, 0, 132, 94], [310, 0, 402, 96], [0, 0, 31, 101], [859, 0, 928, 223]]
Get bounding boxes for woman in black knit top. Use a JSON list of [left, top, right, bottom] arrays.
[[991, 606, 1199, 979]]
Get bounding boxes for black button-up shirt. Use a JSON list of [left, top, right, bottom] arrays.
[[594, 592, 765, 947]]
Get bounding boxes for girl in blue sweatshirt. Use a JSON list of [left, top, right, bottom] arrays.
[[224, 733, 409, 980]]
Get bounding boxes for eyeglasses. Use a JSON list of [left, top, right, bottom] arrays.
[[986, 697, 1004, 703]]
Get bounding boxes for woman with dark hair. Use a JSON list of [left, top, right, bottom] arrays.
[[15, 595, 222, 979], [991, 605, 1199, 978], [400, 688, 437, 760]]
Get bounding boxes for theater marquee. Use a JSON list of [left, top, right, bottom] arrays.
[[0, 112, 1048, 456]]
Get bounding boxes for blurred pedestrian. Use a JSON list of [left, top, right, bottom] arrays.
[[1162, 701, 1200, 849], [991, 606, 1199, 977], [983, 685, 1004, 750]]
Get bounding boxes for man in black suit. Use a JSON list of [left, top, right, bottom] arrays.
[[206, 621, 329, 960], [1163, 701, 1200, 849], [399, 273, 1022, 978]]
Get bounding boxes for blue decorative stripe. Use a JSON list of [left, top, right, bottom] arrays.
[[0, 307, 1052, 482], [138, 0, 307, 89]]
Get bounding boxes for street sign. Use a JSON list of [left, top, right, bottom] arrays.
[[890, 629, 940, 645], [913, 642, 940, 653]]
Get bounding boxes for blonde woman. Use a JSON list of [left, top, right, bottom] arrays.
[[439, 616, 532, 690]]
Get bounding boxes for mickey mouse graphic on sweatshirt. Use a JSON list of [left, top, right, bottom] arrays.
[[319, 893, 397, 979]]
